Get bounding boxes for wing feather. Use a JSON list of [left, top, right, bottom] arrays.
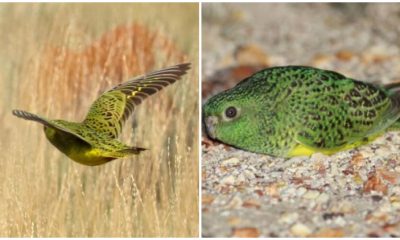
[[12, 109, 91, 144], [82, 63, 191, 138], [293, 77, 400, 149]]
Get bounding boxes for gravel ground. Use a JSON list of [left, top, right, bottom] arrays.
[[202, 3, 400, 237]]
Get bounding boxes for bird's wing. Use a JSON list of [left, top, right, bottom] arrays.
[[292, 76, 400, 150], [12, 109, 91, 144], [82, 63, 191, 138]]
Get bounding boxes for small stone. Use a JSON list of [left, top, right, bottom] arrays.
[[254, 189, 264, 197], [265, 183, 280, 198], [383, 222, 400, 236], [336, 50, 354, 61], [351, 152, 364, 167], [242, 199, 261, 209], [312, 54, 332, 68], [331, 200, 355, 214], [374, 147, 392, 158], [311, 227, 345, 237], [378, 169, 399, 184], [353, 174, 364, 185], [218, 166, 229, 173], [392, 201, 400, 209], [331, 163, 339, 175], [234, 43, 270, 66], [236, 173, 245, 183], [227, 216, 241, 226], [322, 212, 344, 220], [232, 227, 261, 237], [222, 157, 240, 165], [371, 195, 383, 202], [202, 170, 207, 181], [221, 175, 235, 185], [310, 152, 327, 161], [336, 177, 347, 187], [378, 202, 392, 213], [316, 193, 330, 203], [290, 223, 312, 237], [367, 232, 381, 238], [365, 211, 389, 223], [278, 212, 299, 225], [390, 195, 400, 206], [202, 194, 215, 205], [225, 195, 243, 209], [333, 216, 347, 226], [244, 169, 255, 179], [393, 186, 400, 195], [296, 187, 307, 197], [363, 172, 388, 195], [303, 190, 320, 199], [284, 187, 297, 197]]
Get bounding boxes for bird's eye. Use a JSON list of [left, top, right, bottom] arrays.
[[225, 106, 237, 119]]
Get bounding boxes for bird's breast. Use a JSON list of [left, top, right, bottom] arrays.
[[44, 127, 114, 166]]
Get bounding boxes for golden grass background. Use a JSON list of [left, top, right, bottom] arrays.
[[0, 3, 198, 237]]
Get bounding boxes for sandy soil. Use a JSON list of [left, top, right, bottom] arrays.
[[202, 3, 400, 237]]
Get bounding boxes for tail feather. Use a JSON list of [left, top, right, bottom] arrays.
[[117, 146, 147, 155], [12, 109, 50, 126], [385, 82, 400, 131], [384, 82, 400, 93]]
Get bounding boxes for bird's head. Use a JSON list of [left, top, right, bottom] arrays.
[[203, 84, 265, 151]]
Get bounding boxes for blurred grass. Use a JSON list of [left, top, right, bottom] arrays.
[[0, 3, 198, 237]]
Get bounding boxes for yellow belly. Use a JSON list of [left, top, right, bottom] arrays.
[[68, 148, 115, 166], [287, 134, 382, 157]]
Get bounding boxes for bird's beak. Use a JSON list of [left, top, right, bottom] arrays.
[[205, 116, 218, 139]]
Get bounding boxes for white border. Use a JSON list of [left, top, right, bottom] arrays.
[[198, 2, 203, 238]]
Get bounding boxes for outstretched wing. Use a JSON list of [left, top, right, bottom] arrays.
[[12, 109, 91, 144], [82, 63, 191, 138]]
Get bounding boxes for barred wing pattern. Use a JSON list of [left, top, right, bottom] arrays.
[[12, 109, 91, 144], [83, 63, 191, 138]]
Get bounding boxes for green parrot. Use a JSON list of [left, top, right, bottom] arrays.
[[203, 66, 400, 158], [13, 63, 190, 166]]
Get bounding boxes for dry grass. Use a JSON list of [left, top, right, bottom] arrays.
[[0, 3, 198, 237]]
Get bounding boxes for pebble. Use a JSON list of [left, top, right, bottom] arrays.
[[236, 173, 245, 183], [374, 147, 392, 158], [333, 216, 347, 227], [225, 195, 243, 209], [284, 187, 297, 196], [303, 190, 320, 199], [316, 193, 330, 203], [392, 201, 400, 209], [221, 175, 235, 185], [296, 187, 307, 197], [335, 200, 354, 213], [290, 223, 312, 237], [310, 152, 327, 162], [232, 227, 261, 237], [330, 164, 339, 175], [202, 3, 400, 237], [222, 157, 240, 165], [279, 212, 299, 224], [378, 202, 392, 213], [244, 170, 255, 179]]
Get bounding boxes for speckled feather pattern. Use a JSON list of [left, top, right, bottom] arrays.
[[12, 63, 191, 166], [203, 66, 400, 157], [84, 64, 191, 138]]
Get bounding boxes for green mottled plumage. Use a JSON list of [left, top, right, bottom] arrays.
[[203, 66, 400, 157], [13, 63, 190, 166]]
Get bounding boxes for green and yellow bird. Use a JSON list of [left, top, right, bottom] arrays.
[[203, 66, 400, 158], [13, 63, 190, 166]]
